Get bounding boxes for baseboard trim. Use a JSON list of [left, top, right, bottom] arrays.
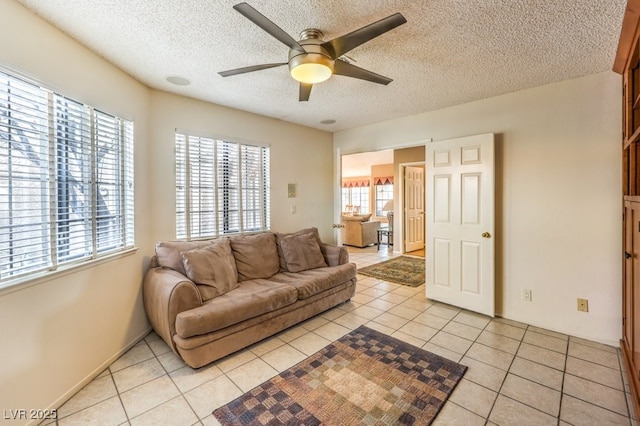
[[28, 326, 153, 426]]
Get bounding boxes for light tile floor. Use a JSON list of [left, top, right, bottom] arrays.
[[49, 246, 637, 425]]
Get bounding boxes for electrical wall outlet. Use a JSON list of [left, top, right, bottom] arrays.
[[577, 298, 589, 312], [523, 289, 532, 302]]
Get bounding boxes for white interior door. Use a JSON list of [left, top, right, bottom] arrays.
[[404, 166, 425, 252], [426, 133, 495, 316]]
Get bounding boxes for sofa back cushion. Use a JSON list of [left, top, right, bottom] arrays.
[[341, 214, 372, 222], [279, 232, 328, 273], [275, 227, 322, 271], [155, 240, 212, 275], [230, 233, 280, 281], [181, 239, 238, 301]]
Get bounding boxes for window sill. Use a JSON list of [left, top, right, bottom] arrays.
[[0, 247, 139, 297]]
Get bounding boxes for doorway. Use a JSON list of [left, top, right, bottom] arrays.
[[340, 148, 426, 255], [337, 134, 495, 317], [401, 163, 426, 257]]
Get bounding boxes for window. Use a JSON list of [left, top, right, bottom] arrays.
[[342, 186, 370, 214], [0, 70, 134, 284], [375, 183, 394, 216], [175, 132, 270, 239]]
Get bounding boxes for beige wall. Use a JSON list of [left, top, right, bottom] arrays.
[[394, 146, 426, 164], [334, 71, 622, 345], [0, 1, 333, 421], [0, 1, 153, 420], [148, 91, 334, 243]]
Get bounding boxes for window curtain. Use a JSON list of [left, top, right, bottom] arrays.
[[342, 179, 370, 188], [373, 176, 394, 185]]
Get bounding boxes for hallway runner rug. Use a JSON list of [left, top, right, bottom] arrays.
[[213, 325, 466, 425], [357, 256, 425, 287]]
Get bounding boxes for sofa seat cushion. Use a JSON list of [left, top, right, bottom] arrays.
[[175, 281, 298, 338], [268, 263, 357, 300]]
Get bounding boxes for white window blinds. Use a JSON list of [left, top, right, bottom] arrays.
[[175, 132, 270, 239], [0, 70, 134, 284], [0, 74, 51, 277]]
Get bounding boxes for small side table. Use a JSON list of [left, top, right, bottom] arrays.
[[377, 228, 393, 251]]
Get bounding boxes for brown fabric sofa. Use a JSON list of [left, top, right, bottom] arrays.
[[143, 228, 357, 368]]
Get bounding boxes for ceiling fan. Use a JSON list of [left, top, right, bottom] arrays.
[[218, 2, 407, 102]]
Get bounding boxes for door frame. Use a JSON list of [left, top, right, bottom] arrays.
[[336, 147, 396, 245], [335, 147, 343, 245], [398, 161, 426, 254], [336, 140, 431, 247]]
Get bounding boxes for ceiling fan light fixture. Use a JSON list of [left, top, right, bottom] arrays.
[[290, 62, 332, 84], [289, 53, 334, 84]]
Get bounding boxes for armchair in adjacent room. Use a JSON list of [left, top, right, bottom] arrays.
[[340, 214, 381, 248]]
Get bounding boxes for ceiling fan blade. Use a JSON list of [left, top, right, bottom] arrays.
[[233, 2, 304, 52], [333, 60, 392, 85], [322, 13, 407, 59], [299, 83, 312, 102], [218, 63, 287, 77]]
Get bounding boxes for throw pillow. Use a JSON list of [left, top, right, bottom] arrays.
[[275, 227, 323, 271], [279, 232, 328, 273], [155, 240, 212, 275], [230, 233, 280, 281], [181, 239, 238, 301]]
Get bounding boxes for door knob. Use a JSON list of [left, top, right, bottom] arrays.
[[482, 232, 491, 238], [626, 251, 632, 259]]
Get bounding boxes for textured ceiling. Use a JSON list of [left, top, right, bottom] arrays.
[[15, 0, 627, 132]]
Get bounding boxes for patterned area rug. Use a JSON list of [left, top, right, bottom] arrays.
[[213, 326, 466, 425], [358, 256, 425, 287]]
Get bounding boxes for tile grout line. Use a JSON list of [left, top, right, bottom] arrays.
[[483, 323, 530, 423], [353, 249, 632, 424], [454, 314, 511, 422], [353, 250, 630, 424], [618, 349, 638, 422], [150, 337, 204, 424], [56, 248, 632, 425]]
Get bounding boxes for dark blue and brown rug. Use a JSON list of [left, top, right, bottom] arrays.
[[213, 325, 466, 425]]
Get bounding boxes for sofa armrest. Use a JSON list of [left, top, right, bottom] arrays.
[[143, 267, 202, 353], [360, 221, 381, 245], [321, 243, 349, 266]]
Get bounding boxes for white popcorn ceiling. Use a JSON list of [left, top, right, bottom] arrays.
[[16, 0, 626, 131]]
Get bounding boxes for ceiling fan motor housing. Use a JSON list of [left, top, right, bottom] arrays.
[[288, 31, 335, 83]]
